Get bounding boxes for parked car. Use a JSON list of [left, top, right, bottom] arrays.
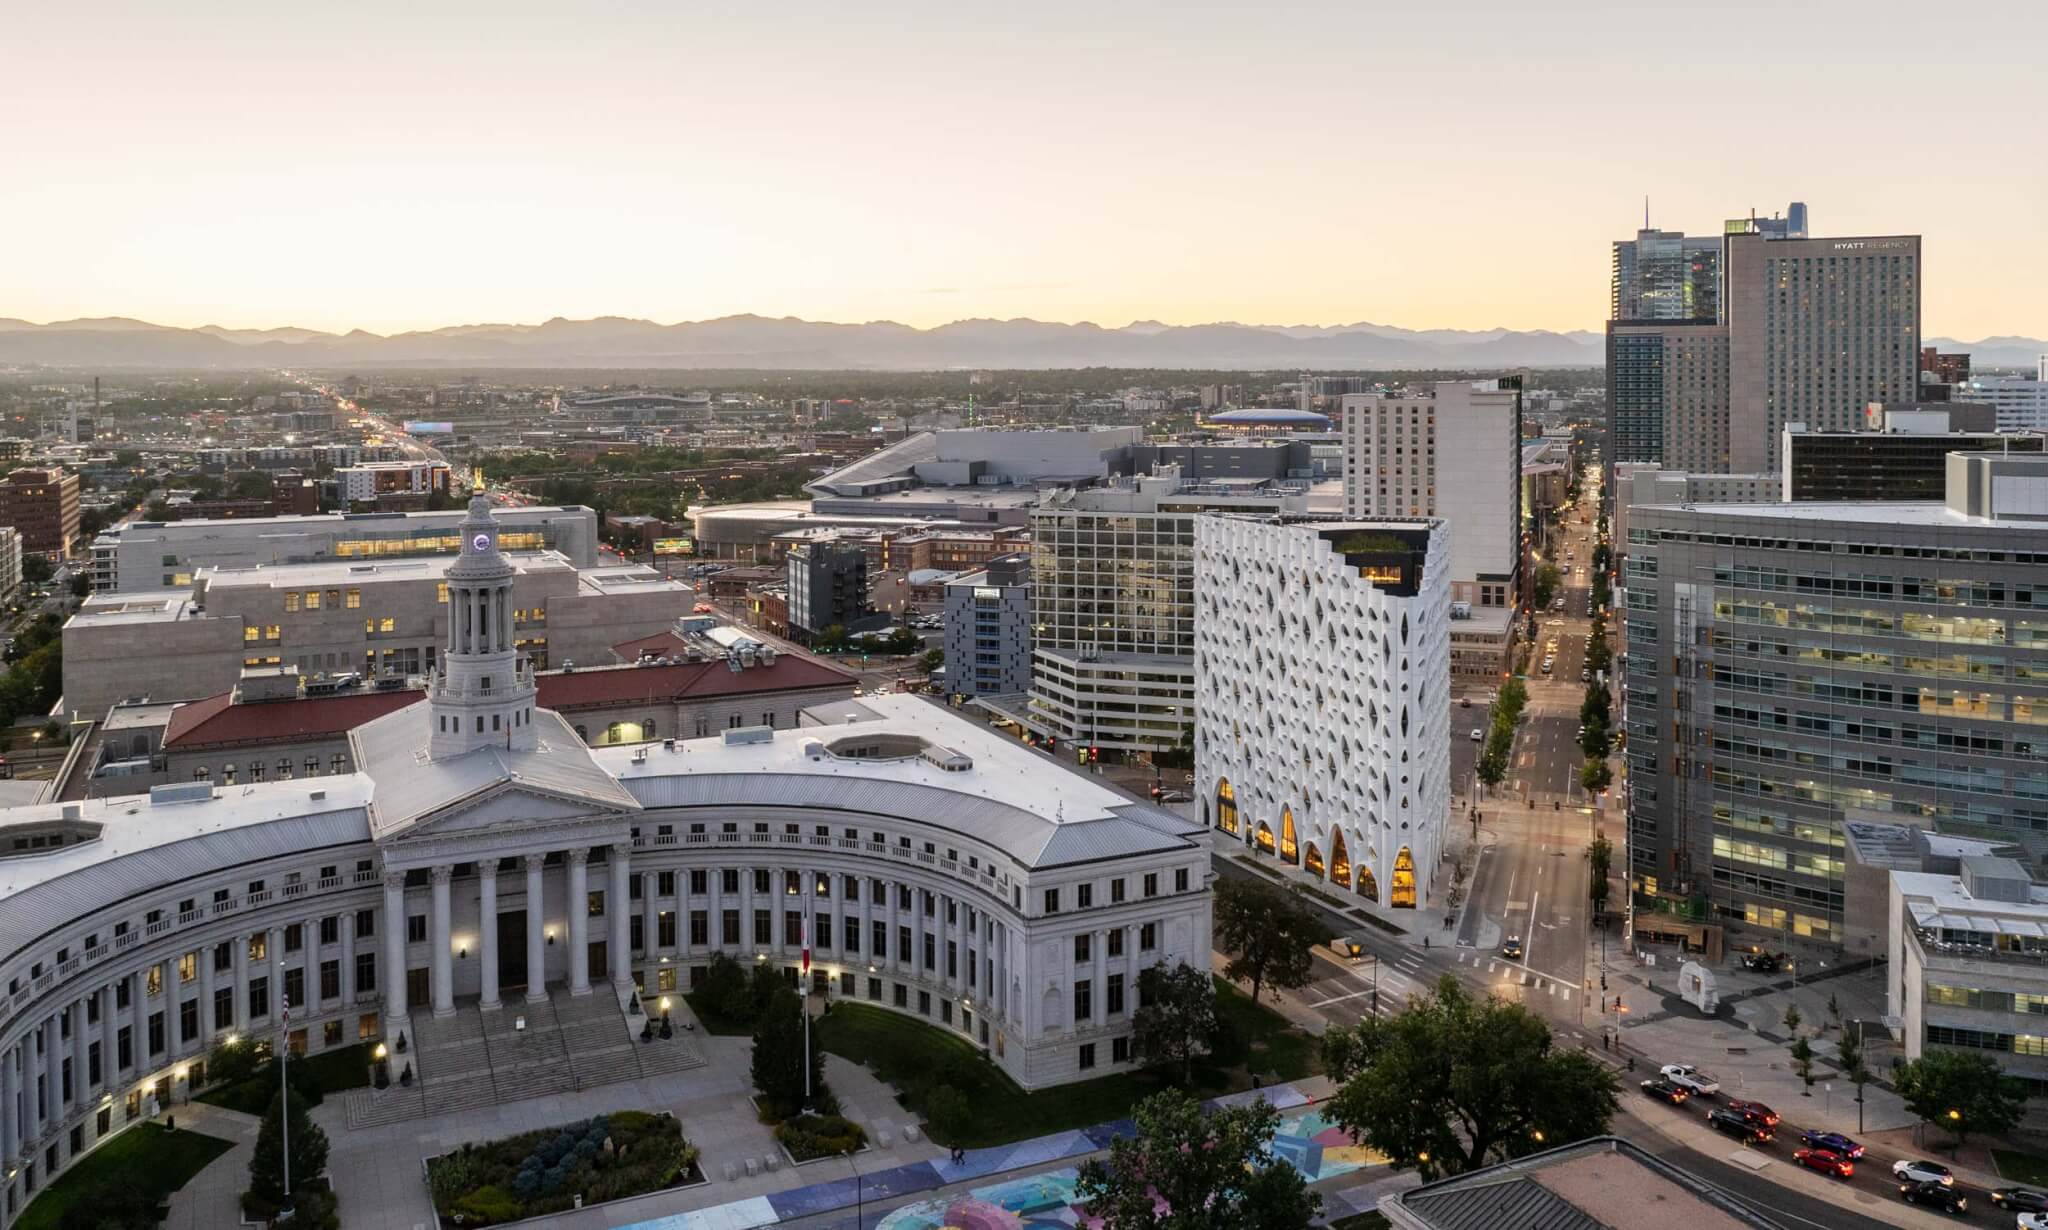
[[1661, 1064, 1720, 1096], [1792, 1147, 1853, 1179], [1798, 1130, 1863, 1158], [1992, 1188, 2048, 1212], [1471, 728, 1485, 741], [1895, 1177, 1963, 1211], [1707, 1108, 1771, 1144], [1724, 1098, 1779, 1128], [1638, 1078, 1689, 1106], [1893, 1159, 1955, 1186]]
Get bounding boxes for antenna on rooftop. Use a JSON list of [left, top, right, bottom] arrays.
[[1643, 195, 1649, 229]]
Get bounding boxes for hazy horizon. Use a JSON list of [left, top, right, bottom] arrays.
[[6, 1, 2043, 339]]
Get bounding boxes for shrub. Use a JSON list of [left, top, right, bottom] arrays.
[[208, 1038, 267, 1087], [453, 1186, 522, 1224], [775, 1113, 867, 1161]]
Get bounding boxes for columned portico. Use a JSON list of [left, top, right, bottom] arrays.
[[524, 855, 548, 1003], [567, 848, 591, 995], [383, 872, 409, 1020], [478, 862, 501, 1010], [608, 844, 631, 986], [430, 865, 455, 1017]]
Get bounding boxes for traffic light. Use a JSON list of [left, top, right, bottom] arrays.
[[1088, 746, 1099, 763], [1076, 747, 1088, 766], [1047, 737, 1057, 754]]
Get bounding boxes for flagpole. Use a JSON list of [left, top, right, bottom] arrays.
[[280, 992, 294, 1221], [802, 914, 811, 1108]]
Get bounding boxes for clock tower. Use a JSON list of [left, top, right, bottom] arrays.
[[427, 495, 539, 758]]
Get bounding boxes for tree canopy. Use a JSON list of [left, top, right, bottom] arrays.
[[247, 1086, 329, 1210], [1214, 878, 1332, 1004], [1893, 1049, 2025, 1146], [1075, 1089, 1319, 1230], [1322, 975, 1618, 1180], [1132, 960, 1217, 1083]]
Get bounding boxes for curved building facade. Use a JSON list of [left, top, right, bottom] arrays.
[[0, 500, 1209, 1224], [1193, 515, 1450, 911]]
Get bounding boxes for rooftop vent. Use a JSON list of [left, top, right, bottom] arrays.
[[149, 782, 216, 806]]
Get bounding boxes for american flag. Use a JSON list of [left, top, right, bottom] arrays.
[[801, 915, 810, 977], [280, 990, 290, 1028]]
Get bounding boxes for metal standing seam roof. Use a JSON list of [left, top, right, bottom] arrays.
[[1400, 1177, 1603, 1230], [618, 773, 1199, 869], [0, 805, 372, 961]]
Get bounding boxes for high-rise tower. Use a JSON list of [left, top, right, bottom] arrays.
[[427, 495, 539, 758]]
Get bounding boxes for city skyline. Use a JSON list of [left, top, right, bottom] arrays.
[[6, 1, 2043, 341]]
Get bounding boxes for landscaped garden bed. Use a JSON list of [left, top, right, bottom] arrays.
[[425, 1112, 701, 1227], [773, 1112, 868, 1164]]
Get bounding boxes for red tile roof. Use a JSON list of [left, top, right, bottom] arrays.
[[536, 654, 855, 711], [163, 688, 427, 749]]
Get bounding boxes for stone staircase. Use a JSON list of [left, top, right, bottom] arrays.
[[411, 1006, 499, 1114], [337, 984, 707, 1126], [557, 988, 648, 1090], [479, 994, 576, 1103]]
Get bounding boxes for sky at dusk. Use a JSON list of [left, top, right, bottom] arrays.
[[6, 0, 2044, 340]]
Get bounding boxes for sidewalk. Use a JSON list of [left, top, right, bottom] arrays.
[[159, 1101, 263, 1230]]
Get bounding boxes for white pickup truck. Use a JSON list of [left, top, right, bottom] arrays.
[[1660, 1064, 1721, 1097]]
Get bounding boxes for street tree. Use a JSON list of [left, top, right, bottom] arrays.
[[1132, 960, 1217, 1084], [1214, 878, 1333, 1005], [248, 1087, 329, 1213], [1789, 1035, 1816, 1094], [1894, 1049, 2025, 1149], [1836, 1025, 1872, 1132], [1586, 835, 1612, 915], [1579, 758, 1612, 794], [1322, 975, 1619, 1180], [1782, 1004, 1802, 1035], [1076, 1089, 1319, 1230]]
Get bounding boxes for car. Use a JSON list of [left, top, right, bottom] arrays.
[[1660, 1064, 1720, 1096], [1638, 1078, 1688, 1105], [1541, 660, 1554, 674], [1893, 1158, 1955, 1186], [1792, 1147, 1853, 1179], [1724, 1098, 1779, 1128], [1895, 1181, 1966, 1214], [2018, 1214, 2048, 1230], [1470, 729, 1484, 742], [1706, 1108, 1771, 1144], [1157, 790, 1189, 803], [1798, 1130, 1863, 1158], [1459, 696, 1473, 708], [1501, 935, 1524, 959], [1739, 951, 1784, 973], [1993, 1188, 2048, 1212]]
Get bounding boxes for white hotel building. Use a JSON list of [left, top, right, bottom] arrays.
[[0, 500, 1209, 1224], [1194, 515, 1451, 910]]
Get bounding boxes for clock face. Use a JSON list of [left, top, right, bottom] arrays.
[[472, 533, 492, 552]]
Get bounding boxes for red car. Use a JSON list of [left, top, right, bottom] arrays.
[[1793, 1147, 1853, 1179], [1725, 1098, 1779, 1128]]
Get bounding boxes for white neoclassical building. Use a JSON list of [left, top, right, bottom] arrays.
[[0, 498, 1209, 1225], [1194, 515, 1451, 910]]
